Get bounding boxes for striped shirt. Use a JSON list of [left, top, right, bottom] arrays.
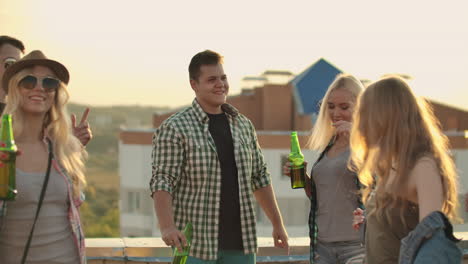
[[150, 99, 271, 260]]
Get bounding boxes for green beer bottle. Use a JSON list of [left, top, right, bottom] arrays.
[[172, 222, 193, 264], [0, 114, 18, 200], [289, 131, 305, 189]]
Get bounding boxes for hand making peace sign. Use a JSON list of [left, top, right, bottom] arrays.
[[71, 108, 92, 146]]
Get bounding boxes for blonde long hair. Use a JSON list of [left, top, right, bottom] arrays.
[[4, 68, 87, 198], [350, 76, 459, 220], [307, 73, 364, 151]]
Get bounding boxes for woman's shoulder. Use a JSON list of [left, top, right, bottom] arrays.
[[408, 155, 441, 190], [412, 156, 439, 176]]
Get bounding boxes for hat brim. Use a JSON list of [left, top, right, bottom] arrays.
[[2, 59, 70, 94]]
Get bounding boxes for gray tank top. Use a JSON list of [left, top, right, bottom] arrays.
[[0, 168, 79, 264], [312, 148, 360, 242]]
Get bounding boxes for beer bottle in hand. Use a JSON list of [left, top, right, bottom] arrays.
[[0, 114, 18, 200], [172, 222, 193, 264], [289, 131, 305, 189]]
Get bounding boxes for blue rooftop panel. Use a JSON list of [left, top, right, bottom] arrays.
[[291, 58, 343, 114]]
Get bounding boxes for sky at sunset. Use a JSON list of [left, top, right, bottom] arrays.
[[1, 0, 467, 110]]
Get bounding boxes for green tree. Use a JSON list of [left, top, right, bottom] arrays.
[[80, 184, 120, 237], [68, 102, 170, 237]]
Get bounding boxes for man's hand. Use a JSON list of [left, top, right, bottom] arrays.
[[153, 191, 186, 252], [71, 108, 92, 146], [272, 225, 289, 254], [254, 185, 290, 254], [161, 225, 187, 253]]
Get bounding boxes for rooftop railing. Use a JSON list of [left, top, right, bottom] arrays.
[[87, 234, 468, 263]]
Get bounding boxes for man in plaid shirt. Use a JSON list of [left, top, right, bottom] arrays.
[[150, 50, 289, 263]]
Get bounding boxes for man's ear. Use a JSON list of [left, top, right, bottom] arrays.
[[190, 79, 197, 91], [189, 79, 197, 91]]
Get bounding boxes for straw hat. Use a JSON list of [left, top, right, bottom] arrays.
[[2, 50, 69, 94]]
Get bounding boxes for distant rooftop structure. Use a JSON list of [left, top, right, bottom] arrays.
[[290, 58, 342, 115], [241, 76, 268, 90], [262, 70, 295, 85], [241, 70, 295, 89], [243, 76, 268, 81], [262, 70, 294, 76]]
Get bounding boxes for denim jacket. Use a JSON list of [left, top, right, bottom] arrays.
[[399, 211, 462, 264]]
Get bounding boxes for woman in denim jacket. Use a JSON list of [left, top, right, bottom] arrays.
[[349, 76, 460, 264]]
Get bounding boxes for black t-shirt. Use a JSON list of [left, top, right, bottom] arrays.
[[207, 112, 243, 250]]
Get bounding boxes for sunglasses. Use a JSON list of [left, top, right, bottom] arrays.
[[3, 58, 17, 69], [18, 75, 61, 93]]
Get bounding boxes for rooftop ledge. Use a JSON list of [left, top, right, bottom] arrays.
[[87, 235, 468, 263]]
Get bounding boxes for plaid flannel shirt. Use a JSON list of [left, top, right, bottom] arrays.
[[150, 99, 271, 260]]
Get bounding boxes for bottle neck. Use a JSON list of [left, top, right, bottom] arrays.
[[0, 115, 16, 151], [290, 136, 301, 153]]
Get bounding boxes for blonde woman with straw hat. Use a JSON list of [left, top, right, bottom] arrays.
[[0, 50, 88, 264]]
